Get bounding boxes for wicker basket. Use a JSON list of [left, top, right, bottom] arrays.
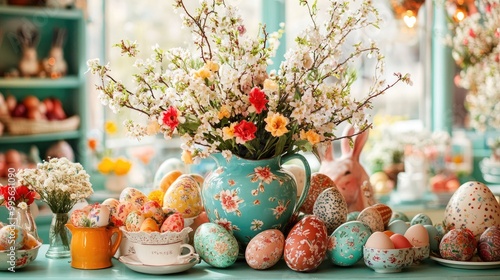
[[0, 115, 80, 135]]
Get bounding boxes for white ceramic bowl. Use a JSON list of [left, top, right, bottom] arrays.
[[363, 247, 414, 273], [119, 226, 192, 245], [0, 243, 41, 271]]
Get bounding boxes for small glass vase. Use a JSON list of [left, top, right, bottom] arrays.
[[46, 213, 71, 259], [11, 205, 41, 242]]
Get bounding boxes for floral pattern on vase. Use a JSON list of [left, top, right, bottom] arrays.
[[202, 153, 311, 245]]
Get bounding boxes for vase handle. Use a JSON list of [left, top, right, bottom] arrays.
[[281, 153, 311, 214]]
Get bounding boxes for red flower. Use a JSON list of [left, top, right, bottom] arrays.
[[249, 87, 268, 114], [161, 106, 179, 130], [233, 120, 257, 143], [0, 185, 38, 207], [468, 28, 476, 38]]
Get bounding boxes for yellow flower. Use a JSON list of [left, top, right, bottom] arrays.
[[194, 67, 211, 79], [263, 79, 278, 91], [218, 105, 231, 120], [97, 157, 115, 175], [147, 190, 164, 206], [206, 61, 219, 72], [114, 157, 132, 175], [222, 123, 236, 140], [105, 120, 118, 135], [265, 113, 289, 137], [300, 129, 321, 145], [181, 150, 194, 164]]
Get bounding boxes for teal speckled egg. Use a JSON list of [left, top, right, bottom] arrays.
[[389, 211, 409, 223], [327, 221, 372, 266], [194, 223, 239, 268], [410, 213, 433, 226]]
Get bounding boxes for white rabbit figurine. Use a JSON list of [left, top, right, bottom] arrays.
[[314, 124, 376, 212], [17, 26, 41, 77]]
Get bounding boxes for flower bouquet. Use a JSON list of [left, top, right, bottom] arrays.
[[16, 157, 94, 258], [447, 0, 500, 131], [88, 0, 411, 163]]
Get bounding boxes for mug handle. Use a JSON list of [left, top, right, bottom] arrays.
[[281, 153, 311, 214], [177, 243, 197, 264], [108, 227, 123, 257]]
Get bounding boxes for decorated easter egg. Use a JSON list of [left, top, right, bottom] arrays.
[[141, 200, 165, 225], [102, 198, 120, 224], [160, 212, 185, 232], [125, 210, 145, 232], [478, 226, 500, 261], [119, 187, 148, 208], [163, 175, 203, 218], [153, 158, 188, 189], [443, 181, 500, 241], [404, 224, 430, 247], [327, 221, 371, 266], [346, 211, 360, 222], [439, 228, 476, 261], [300, 173, 335, 214], [140, 217, 160, 232], [284, 215, 328, 272], [371, 203, 393, 227], [313, 187, 347, 234], [424, 224, 442, 254], [111, 201, 137, 227], [88, 203, 111, 227], [194, 223, 239, 268], [388, 219, 410, 235], [365, 231, 395, 249], [0, 225, 26, 249], [357, 206, 384, 233], [245, 229, 285, 270], [410, 213, 433, 226], [389, 211, 410, 223], [70, 209, 90, 227]]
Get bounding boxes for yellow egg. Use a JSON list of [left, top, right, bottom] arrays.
[[163, 175, 203, 218], [158, 170, 184, 193]]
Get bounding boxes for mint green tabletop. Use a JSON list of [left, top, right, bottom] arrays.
[[2, 245, 500, 279]]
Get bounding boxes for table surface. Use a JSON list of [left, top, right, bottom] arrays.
[[2, 245, 500, 280]]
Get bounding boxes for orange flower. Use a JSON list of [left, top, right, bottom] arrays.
[[87, 138, 98, 151], [264, 113, 289, 137]]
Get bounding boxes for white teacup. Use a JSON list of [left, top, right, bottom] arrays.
[[134, 241, 196, 266]]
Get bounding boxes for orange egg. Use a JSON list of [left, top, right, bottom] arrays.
[[383, 230, 395, 237], [140, 217, 160, 232], [390, 233, 413, 249]]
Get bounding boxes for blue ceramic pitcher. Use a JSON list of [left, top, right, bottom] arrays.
[[201, 153, 311, 245]]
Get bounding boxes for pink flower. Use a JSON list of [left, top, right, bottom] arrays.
[[234, 120, 257, 144], [253, 166, 275, 184], [161, 106, 179, 130], [218, 190, 243, 213], [249, 87, 268, 113], [468, 28, 476, 38]]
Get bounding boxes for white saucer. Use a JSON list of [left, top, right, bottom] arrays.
[[119, 254, 199, 275]]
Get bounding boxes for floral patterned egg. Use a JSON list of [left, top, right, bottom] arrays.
[[160, 212, 185, 232], [245, 229, 285, 270], [444, 181, 500, 241], [284, 215, 328, 272], [313, 187, 347, 234], [478, 226, 500, 261], [300, 173, 335, 214], [357, 206, 384, 233], [119, 187, 148, 208], [0, 225, 26, 249], [125, 210, 145, 232], [88, 203, 111, 227], [327, 221, 372, 266], [163, 175, 203, 218], [70, 209, 89, 227], [111, 201, 137, 227], [141, 200, 165, 225], [194, 223, 239, 268], [410, 213, 433, 226], [102, 198, 120, 221], [371, 203, 392, 227], [439, 228, 476, 261]]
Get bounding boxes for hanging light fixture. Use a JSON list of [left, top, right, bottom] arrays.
[[445, 0, 477, 22], [390, 0, 426, 28]]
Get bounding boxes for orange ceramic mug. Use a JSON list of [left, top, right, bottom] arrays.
[[66, 224, 122, 269]]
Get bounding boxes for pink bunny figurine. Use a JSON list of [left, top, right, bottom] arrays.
[[314, 125, 375, 212]]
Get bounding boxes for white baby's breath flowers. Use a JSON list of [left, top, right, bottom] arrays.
[[16, 157, 93, 214]]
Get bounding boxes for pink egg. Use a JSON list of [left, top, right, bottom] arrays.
[[404, 224, 429, 247], [365, 231, 395, 249], [245, 229, 285, 270], [141, 200, 165, 225]]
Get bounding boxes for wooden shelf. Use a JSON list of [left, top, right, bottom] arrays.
[[0, 76, 81, 89]]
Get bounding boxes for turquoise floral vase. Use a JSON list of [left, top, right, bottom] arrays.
[[202, 153, 311, 245]]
